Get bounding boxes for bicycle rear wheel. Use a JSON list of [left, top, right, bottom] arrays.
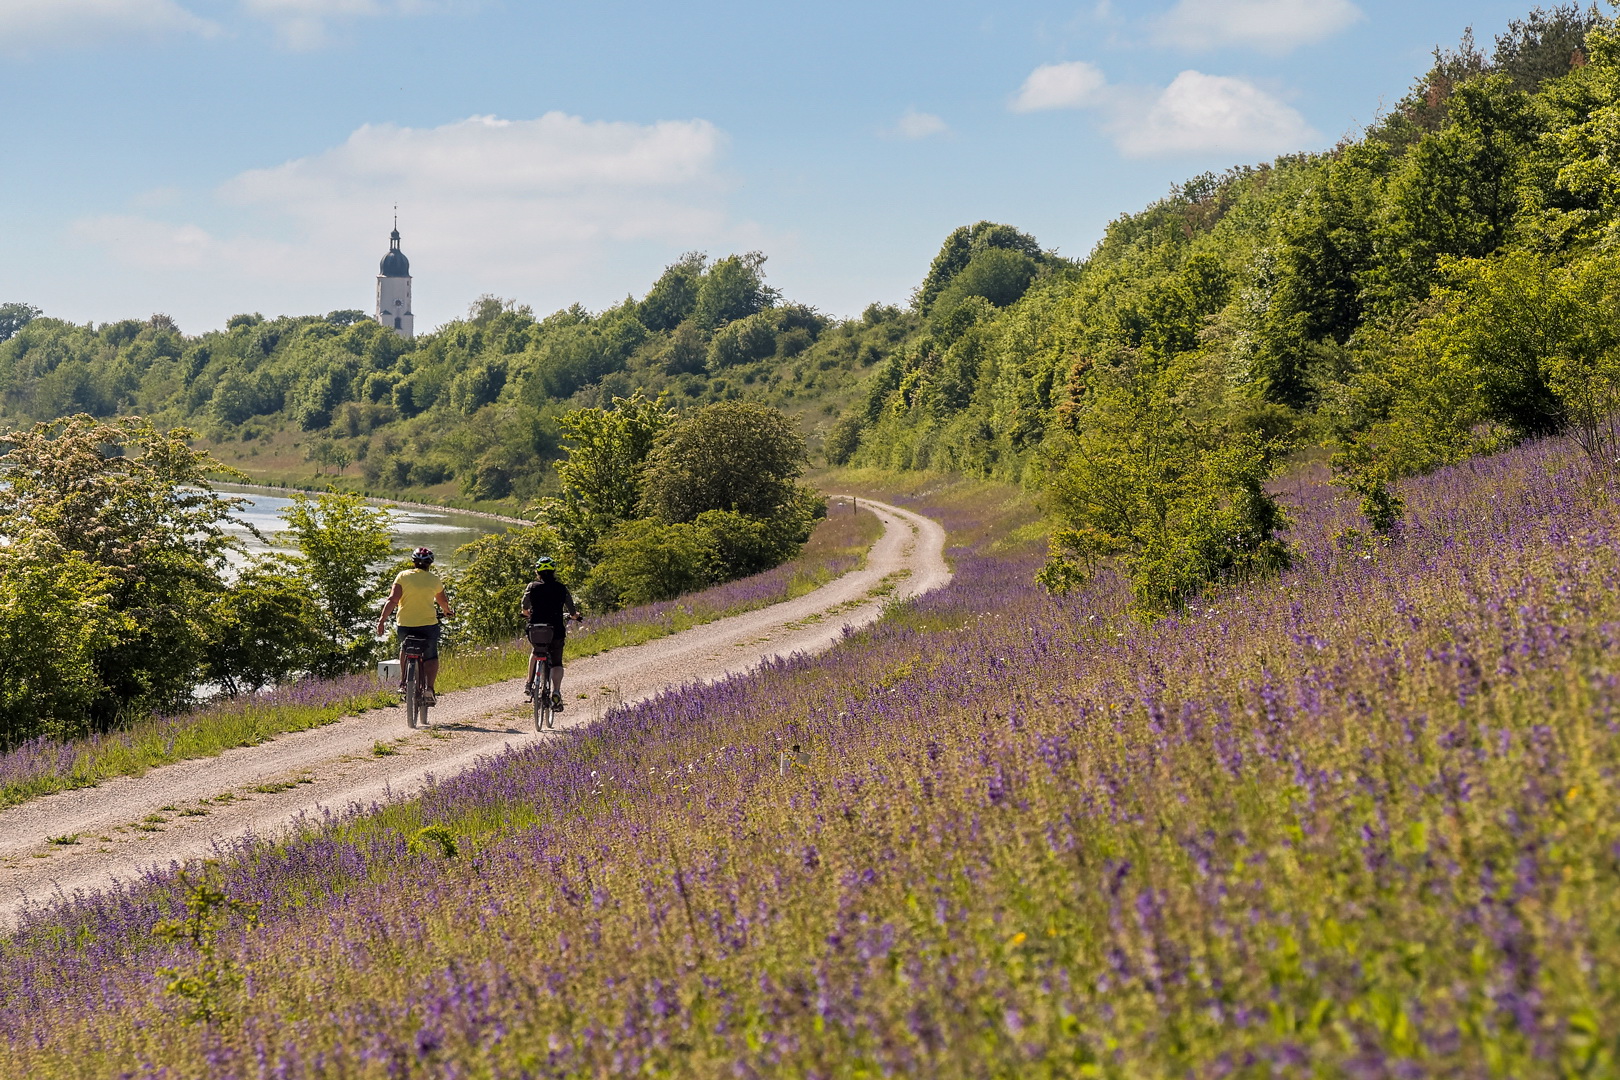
[[534, 659, 551, 732], [405, 657, 420, 729]]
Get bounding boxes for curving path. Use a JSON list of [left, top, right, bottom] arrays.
[[0, 499, 948, 930]]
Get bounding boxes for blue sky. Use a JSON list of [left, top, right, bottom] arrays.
[[0, 0, 1552, 332]]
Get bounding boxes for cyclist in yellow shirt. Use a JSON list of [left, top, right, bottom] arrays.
[[375, 546, 455, 705]]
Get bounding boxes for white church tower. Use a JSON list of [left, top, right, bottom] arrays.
[[375, 219, 414, 339]]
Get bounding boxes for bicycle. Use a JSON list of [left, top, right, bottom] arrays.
[[527, 623, 557, 731], [526, 613, 580, 731], [402, 635, 433, 729]]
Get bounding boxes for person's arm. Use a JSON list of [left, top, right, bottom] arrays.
[[375, 581, 404, 635], [565, 586, 582, 620], [434, 586, 455, 620], [520, 582, 534, 619]]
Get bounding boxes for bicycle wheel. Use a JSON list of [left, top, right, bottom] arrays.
[[535, 659, 551, 732], [405, 657, 420, 729]]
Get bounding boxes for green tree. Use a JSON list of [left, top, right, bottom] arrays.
[[1040, 354, 1292, 618], [0, 537, 117, 745], [201, 561, 328, 695], [0, 301, 41, 343], [641, 401, 809, 524], [0, 415, 244, 725], [535, 390, 676, 567], [639, 252, 706, 331], [915, 222, 1045, 313], [693, 252, 777, 330], [278, 493, 396, 674], [930, 248, 1041, 318], [588, 519, 712, 607]]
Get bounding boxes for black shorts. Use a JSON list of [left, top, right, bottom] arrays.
[[528, 624, 565, 666], [397, 623, 441, 661]]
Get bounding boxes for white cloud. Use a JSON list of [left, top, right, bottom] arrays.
[[887, 109, 949, 140], [0, 0, 217, 53], [1153, 0, 1362, 54], [239, 0, 451, 49], [1011, 61, 1108, 113], [72, 112, 745, 325], [1113, 70, 1317, 157]]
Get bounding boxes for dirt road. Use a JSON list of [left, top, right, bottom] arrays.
[[0, 499, 948, 930]]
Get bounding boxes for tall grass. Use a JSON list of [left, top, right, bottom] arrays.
[[9, 443, 1616, 1075]]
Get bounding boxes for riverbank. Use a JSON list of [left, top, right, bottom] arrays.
[[211, 480, 530, 527]]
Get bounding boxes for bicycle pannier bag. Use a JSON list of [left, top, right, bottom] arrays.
[[525, 624, 556, 647]]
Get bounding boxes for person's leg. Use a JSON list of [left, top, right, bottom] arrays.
[[545, 637, 565, 707], [525, 653, 540, 694], [421, 626, 442, 695]]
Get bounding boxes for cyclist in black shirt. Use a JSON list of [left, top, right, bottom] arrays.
[[522, 556, 581, 710]]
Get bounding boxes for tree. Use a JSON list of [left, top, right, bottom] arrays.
[[641, 401, 809, 524], [639, 252, 706, 331], [915, 222, 1046, 313], [693, 253, 777, 330], [588, 519, 711, 607], [929, 248, 1040, 320], [278, 493, 396, 675], [0, 301, 41, 343], [1493, 3, 1602, 91], [201, 561, 327, 695], [1040, 353, 1292, 618], [0, 537, 117, 745], [0, 414, 245, 724], [535, 390, 676, 567]]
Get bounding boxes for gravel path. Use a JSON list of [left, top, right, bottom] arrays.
[[0, 499, 948, 929]]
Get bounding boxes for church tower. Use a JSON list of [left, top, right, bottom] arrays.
[[375, 219, 414, 339]]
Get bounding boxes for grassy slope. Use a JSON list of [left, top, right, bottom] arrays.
[[7, 441, 1620, 1075], [0, 505, 883, 813]]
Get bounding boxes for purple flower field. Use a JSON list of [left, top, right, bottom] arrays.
[[5, 437, 1620, 1076]]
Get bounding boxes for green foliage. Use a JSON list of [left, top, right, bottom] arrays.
[[201, 562, 327, 696], [641, 400, 809, 524], [588, 518, 713, 607], [0, 537, 116, 742], [1492, 3, 1603, 91], [534, 390, 675, 567], [638, 252, 706, 332], [0, 414, 242, 727], [692, 252, 777, 330], [450, 523, 568, 643], [1331, 252, 1620, 523], [153, 873, 262, 1025], [0, 301, 40, 343], [1039, 354, 1292, 617], [915, 221, 1047, 313], [408, 824, 459, 858], [277, 493, 396, 674]]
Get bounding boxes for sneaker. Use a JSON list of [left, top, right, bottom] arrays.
[[422, 689, 437, 707], [551, 692, 564, 712], [522, 681, 535, 699]]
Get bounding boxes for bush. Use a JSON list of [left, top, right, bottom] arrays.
[[1040, 353, 1292, 617], [588, 519, 711, 607], [641, 401, 808, 524]]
